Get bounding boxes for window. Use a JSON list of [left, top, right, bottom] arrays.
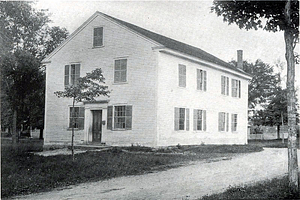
[[218, 112, 229, 132], [107, 105, 132, 130], [231, 114, 238, 132], [114, 59, 127, 83], [193, 109, 206, 131], [174, 107, 189, 131], [69, 107, 85, 129], [93, 27, 103, 47], [232, 79, 241, 98], [65, 64, 80, 86], [221, 75, 229, 95], [178, 64, 186, 87], [197, 69, 207, 91]]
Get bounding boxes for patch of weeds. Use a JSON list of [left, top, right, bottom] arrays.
[[200, 175, 299, 200]]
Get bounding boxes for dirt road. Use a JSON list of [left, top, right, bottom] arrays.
[[14, 148, 295, 200]]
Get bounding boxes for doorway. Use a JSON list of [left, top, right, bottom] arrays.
[[92, 110, 102, 142]]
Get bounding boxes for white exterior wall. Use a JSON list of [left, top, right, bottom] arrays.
[[44, 14, 158, 146], [156, 52, 249, 146]]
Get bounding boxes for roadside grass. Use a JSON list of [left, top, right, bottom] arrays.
[[1, 143, 263, 198], [200, 175, 299, 200], [248, 139, 290, 148]]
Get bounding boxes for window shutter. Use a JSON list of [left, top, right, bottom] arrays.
[[226, 113, 229, 132], [203, 71, 207, 91], [75, 64, 80, 84], [239, 81, 241, 98], [221, 76, 224, 94], [186, 108, 189, 131], [125, 105, 132, 130], [107, 106, 113, 130], [174, 107, 179, 130], [231, 79, 234, 97], [193, 109, 197, 131], [226, 77, 229, 95], [64, 65, 69, 86], [231, 113, 234, 132], [197, 69, 200, 90], [218, 112, 222, 131], [203, 110, 206, 131]]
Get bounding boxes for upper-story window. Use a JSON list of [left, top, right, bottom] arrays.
[[65, 64, 80, 86], [93, 27, 103, 47], [232, 79, 241, 98], [197, 69, 207, 91], [114, 59, 127, 83], [221, 75, 229, 95], [178, 64, 186, 87]]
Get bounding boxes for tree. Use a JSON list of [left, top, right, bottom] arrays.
[[212, 0, 299, 195], [0, 1, 69, 141], [230, 59, 281, 109], [54, 68, 109, 160], [1, 50, 43, 143]]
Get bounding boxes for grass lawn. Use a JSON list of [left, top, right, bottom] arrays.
[[1, 143, 262, 198], [200, 175, 299, 200]]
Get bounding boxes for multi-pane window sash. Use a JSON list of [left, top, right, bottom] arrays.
[[178, 64, 186, 87], [174, 107, 189, 131], [193, 109, 206, 131], [231, 114, 238, 132], [232, 79, 241, 98], [107, 105, 132, 130], [114, 59, 127, 83], [93, 27, 103, 47], [218, 112, 229, 132], [221, 75, 229, 95], [69, 107, 85, 129], [197, 69, 207, 91], [65, 64, 80, 86]]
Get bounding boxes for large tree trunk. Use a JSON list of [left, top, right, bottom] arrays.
[[284, 1, 298, 193], [71, 98, 75, 161]]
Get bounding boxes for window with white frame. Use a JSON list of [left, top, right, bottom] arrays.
[[65, 64, 80, 86], [221, 75, 229, 95], [107, 105, 132, 130], [114, 59, 127, 83], [197, 69, 207, 91], [232, 79, 241, 98], [178, 64, 186, 87], [231, 114, 238, 132], [93, 27, 103, 47], [193, 109, 206, 131], [218, 112, 229, 132], [174, 107, 189, 131], [69, 107, 85, 129]]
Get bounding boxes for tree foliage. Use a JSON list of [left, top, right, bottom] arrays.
[[212, 1, 299, 35], [230, 60, 281, 109], [0, 1, 68, 137]]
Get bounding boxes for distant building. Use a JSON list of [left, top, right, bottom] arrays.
[[42, 12, 251, 147]]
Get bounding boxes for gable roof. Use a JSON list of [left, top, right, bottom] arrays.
[[43, 11, 250, 77], [100, 12, 250, 76]]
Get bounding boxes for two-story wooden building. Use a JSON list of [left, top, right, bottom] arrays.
[[42, 12, 251, 147]]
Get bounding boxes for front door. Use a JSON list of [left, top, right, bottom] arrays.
[[92, 110, 102, 142]]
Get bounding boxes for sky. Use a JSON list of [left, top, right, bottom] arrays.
[[34, 0, 299, 90]]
